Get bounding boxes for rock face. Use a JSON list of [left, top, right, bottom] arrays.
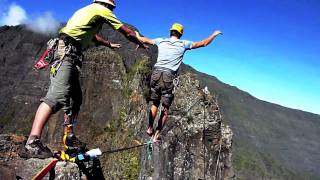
[[122, 69, 235, 179], [0, 24, 234, 179], [1, 23, 320, 180], [0, 134, 82, 179]]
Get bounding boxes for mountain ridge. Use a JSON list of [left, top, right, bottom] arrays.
[[188, 66, 319, 116], [182, 48, 320, 179]]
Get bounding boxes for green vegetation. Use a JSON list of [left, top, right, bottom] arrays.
[[0, 112, 13, 127], [0, 110, 17, 133], [17, 117, 33, 135], [233, 141, 311, 180], [102, 109, 141, 179], [233, 144, 268, 177], [122, 58, 152, 99], [100, 59, 152, 179]]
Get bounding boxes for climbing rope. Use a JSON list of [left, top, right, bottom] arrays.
[[202, 99, 207, 180], [170, 86, 225, 179], [101, 139, 154, 160], [103, 142, 147, 154], [201, 87, 224, 180], [214, 140, 222, 180], [213, 94, 223, 180]]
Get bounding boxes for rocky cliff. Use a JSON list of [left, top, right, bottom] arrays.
[[1, 23, 320, 180], [0, 24, 234, 179]]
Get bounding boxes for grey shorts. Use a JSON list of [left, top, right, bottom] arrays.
[[40, 40, 82, 114], [150, 69, 176, 107]]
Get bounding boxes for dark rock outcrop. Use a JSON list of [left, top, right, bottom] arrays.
[[0, 134, 82, 179]]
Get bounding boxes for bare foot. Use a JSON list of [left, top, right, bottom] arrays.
[[152, 130, 161, 143], [147, 127, 154, 136]]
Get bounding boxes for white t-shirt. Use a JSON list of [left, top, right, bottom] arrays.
[[153, 37, 193, 71]]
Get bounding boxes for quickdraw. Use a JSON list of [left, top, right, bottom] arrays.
[[50, 60, 63, 77], [50, 43, 73, 77], [34, 38, 59, 70], [172, 76, 179, 94]]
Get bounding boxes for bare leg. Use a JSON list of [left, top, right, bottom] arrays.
[[153, 105, 169, 142], [147, 101, 159, 135], [28, 102, 52, 142], [24, 102, 53, 158], [147, 105, 158, 135]]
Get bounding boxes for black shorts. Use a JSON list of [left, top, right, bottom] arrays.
[[150, 69, 176, 107]]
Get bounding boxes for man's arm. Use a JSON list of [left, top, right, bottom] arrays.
[[135, 31, 155, 45], [191, 30, 222, 49], [119, 25, 147, 48], [93, 35, 121, 49], [98, 10, 146, 48]]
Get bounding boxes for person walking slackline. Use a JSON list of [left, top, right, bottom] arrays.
[[136, 23, 222, 142]]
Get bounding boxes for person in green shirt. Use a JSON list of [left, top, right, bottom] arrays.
[[22, 0, 145, 159]]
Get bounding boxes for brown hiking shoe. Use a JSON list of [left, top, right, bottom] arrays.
[[20, 139, 53, 159]]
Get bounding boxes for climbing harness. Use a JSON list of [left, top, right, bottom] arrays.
[[50, 42, 72, 77], [34, 38, 59, 70], [35, 37, 73, 78]]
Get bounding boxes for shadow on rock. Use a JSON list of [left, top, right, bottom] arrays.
[[78, 158, 105, 180]]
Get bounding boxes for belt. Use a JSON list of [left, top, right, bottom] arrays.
[[154, 66, 177, 75], [59, 33, 82, 51]]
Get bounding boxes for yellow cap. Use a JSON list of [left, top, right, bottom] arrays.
[[170, 23, 184, 35]]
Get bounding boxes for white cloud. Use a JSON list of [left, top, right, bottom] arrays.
[[27, 12, 60, 34], [0, 4, 27, 26], [0, 3, 60, 34]]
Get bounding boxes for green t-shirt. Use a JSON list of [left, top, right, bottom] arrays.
[[60, 3, 123, 48]]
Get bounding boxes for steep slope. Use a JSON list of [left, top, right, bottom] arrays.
[[190, 68, 320, 179]]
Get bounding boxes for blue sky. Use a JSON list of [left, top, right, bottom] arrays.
[[1, 0, 319, 114]]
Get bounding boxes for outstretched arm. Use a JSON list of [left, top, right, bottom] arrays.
[[191, 30, 222, 49], [135, 31, 155, 45], [119, 25, 147, 48], [93, 35, 121, 49]]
